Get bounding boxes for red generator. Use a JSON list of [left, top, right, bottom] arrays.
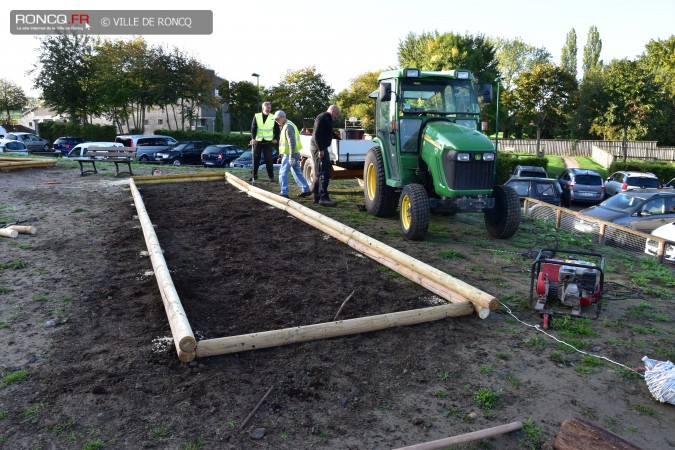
[[529, 249, 604, 329]]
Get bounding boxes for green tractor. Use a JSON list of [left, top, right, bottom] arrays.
[[364, 68, 520, 240]]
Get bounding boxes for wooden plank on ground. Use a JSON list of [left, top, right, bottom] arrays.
[[553, 418, 642, 450]]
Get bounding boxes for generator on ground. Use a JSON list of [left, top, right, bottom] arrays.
[[529, 249, 604, 328]]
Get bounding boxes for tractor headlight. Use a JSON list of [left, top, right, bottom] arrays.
[[457, 71, 470, 79], [483, 153, 495, 161], [457, 153, 470, 161]]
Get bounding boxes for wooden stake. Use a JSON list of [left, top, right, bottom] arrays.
[[0, 228, 18, 238], [8, 225, 37, 235], [393, 421, 523, 450], [334, 290, 356, 321], [239, 385, 274, 431]]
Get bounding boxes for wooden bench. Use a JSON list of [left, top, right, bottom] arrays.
[[73, 147, 137, 176]]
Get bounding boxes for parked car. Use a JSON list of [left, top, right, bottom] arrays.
[[65, 142, 124, 158], [3, 132, 50, 151], [53, 136, 89, 156], [644, 221, 675, 262], [201, 144, 246, 168], [229, 148, 279, 169], [115, 135, 178, 162], [155, 141, 212, 166], [575, 190, 675, 235], [509, 165, 548, 179], [503, 177, 563, 206], [605, 171, 661, 196], [0, 139, 29, 155], [557, 168, 605, 204]]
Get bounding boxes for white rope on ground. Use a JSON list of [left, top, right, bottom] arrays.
[[500, 302, 644, 378]]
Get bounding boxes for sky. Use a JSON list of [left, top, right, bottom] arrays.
[[2, 0, 674, 98]]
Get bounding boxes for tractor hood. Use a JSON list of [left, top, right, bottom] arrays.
[[422, 120, 494, 152]]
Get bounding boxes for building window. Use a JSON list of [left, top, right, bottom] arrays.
[[143, 119, 149, 125], [157, 119, 163, 125]]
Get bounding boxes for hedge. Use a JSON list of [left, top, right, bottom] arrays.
[[154, 129, 252, 148], [37, 122, 117, 145]]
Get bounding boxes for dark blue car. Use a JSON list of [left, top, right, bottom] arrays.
[[53, 136, 89, 156]]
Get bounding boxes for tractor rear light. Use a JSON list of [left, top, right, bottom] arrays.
[[621, 182, 628, 190], [457, 71, 470, 79], [483, 153, 495, 161], [457, 153, 470, 161], [404, 68, 420, 78]]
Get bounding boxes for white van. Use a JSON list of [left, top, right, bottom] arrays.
[[65, 142, 124, 158]]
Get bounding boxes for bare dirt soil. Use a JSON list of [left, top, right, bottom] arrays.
[[0, 163, 674, 450]]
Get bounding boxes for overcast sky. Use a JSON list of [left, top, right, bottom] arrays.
[[3, 0, 674, 98]]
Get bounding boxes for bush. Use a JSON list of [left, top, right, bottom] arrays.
[[608, 160, 675, 184], [38, 122, 117, 144], [153, 129, 252, 148]]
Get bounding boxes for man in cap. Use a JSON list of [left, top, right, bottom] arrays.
[[273, 110, 312, 198]]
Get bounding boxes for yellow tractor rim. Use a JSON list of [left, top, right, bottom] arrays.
[[401, 194, 411, 230], [366, 163, 376, 200]]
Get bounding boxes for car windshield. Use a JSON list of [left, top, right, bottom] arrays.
[[204, 146, 222, 154], [627, 177, 660, 188], [172, 144, 188, 151], [535, 182, 558, 197], [575, 175, 602, 185], [239, 150, 252, 159], [599, 193, 648, 212], [400, 78, 480, 115], [506, 180, 530, 196], [521, 171, 546, 178]]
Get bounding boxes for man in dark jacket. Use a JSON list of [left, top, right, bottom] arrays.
[[310, 105, 340, 206]]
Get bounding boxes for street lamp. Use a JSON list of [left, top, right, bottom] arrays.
[[494, 76, 501, 152], [251, 73, 260, 103]]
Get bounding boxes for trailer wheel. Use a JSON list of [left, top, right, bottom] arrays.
[[302, 157, 315, 184], [484, 185, 520, 239], [364, 147, 397, 217], [399, 184, 429, 240]]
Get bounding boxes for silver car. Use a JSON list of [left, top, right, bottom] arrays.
[[557, 168, 605, 204], [575, 190, 675, 234], [605, 171, 661, 196], [3, 132, 50, 151]]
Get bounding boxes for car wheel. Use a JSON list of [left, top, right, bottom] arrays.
[[139, 154, 149, 162], [43, 144, 50, 151], [173, 159, 181, 166]]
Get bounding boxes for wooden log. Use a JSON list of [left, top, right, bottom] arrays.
[[8, 225, 37, 235], [133, 176, 225, 185], [394, 421, 523, 450], [129, 179, 196, 359], [133, 171, 225, 182], [195, 301, 474, 357], [0, 228, 18, 238], [553, 418, 642, 450]]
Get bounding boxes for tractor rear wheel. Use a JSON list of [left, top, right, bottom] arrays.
[[364, 147, 398, 217], [484, 185, 520, 239], [399, 184, 430, 240]]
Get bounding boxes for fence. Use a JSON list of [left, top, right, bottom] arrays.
[[521, 198, 674, 266], [494, 139, 675, 161]]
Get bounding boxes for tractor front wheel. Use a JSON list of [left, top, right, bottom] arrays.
[[399, 184, 430, 240], [364, 147, 398, 217], [484, 185, 520, 239]]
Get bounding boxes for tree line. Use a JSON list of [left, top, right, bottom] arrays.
[[2, 29, 674, 145]]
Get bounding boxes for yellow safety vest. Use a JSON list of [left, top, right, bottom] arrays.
[[279, 120, 303, 154], [254, 113, 275, 141]]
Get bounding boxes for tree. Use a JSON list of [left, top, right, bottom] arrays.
[[582, 26, 603, 77], [511, 63, 579, 148], [397, 31, 437, 69], [591, 59, 656, 158], [334, 71, 380, 133], [217, 79, 258, 134], [32, 34, 98, 123], [267, 66, 334, 128], [561, 28, 578, 78], [0, 79, 28, 123], [642, 36, 675, 145]]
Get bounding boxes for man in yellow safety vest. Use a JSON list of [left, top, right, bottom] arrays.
[[248, 101, 280, 183], [273, 110, 312, 199]]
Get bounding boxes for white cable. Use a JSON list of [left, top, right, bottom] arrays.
[[500, 302, 644, 378]]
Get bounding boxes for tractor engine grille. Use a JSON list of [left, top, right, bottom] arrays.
[[442, 151, 495, 190]]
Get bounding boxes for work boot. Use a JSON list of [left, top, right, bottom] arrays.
[[268, 178, 274, 182], [298, 191, 312, 198], [247, 176, 257, 183], [319, 198, 337, 207]]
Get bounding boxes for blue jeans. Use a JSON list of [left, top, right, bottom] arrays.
[[279, 154, 310, 195]]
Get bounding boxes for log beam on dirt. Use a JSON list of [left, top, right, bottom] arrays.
[[132, 172, 225, 184], [195, 301, 474, 357], [7, 225, 37, 235], [0, 160, 57, 171], [393, 421, 523, 450], [553, 418, 642, 450], [0, 228, 18, 238], [225, 172, 498, 315], [129, 179, 196, 361]]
